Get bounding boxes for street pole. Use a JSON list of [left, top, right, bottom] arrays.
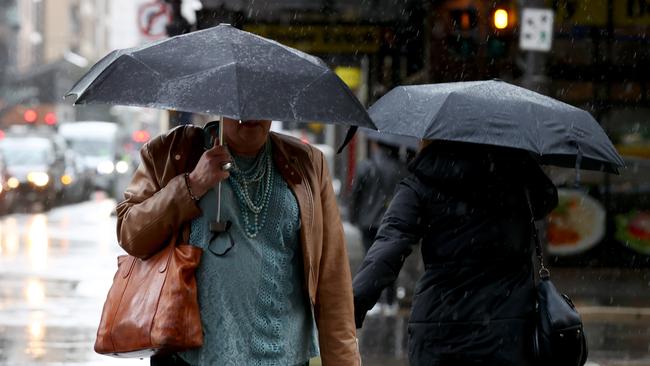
[[519, 0, 549, 94]]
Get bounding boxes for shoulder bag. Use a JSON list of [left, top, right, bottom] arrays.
[[94, 240, 203, 357], [525, 189, 588, 366]]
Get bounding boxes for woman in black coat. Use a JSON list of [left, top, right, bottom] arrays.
[[352, 141, 558, 366]]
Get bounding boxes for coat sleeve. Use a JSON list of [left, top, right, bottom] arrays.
[[115, 141, 202, 259], [352, 175, 425, 327], [314, 152, 361, 366]]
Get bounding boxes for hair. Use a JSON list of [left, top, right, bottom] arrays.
[[419, 139, 433, 152]]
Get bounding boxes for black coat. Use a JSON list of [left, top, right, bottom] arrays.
[[352, 142, 558, 366], [349, 148, 407, 230]]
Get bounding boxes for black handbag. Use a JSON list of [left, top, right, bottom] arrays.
[[525, 189, 588, 366]]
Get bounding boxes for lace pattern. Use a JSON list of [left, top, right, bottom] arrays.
[[180, 150, 319, 366]]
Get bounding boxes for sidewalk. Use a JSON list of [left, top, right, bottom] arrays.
[[356, 267, 650, 366]]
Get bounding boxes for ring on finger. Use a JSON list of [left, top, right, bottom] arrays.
[[221, 161, 233, 172]]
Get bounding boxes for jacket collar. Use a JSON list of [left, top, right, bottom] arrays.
[[269, 132, 303, 186]]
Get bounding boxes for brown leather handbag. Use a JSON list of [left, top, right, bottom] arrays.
[[94, 242, 203, 357]]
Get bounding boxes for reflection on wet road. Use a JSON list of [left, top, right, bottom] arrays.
[[0, 199, 648, 366], [0, 199, 146, 366]]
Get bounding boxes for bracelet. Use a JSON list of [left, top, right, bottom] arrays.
[[184, 172, 199, 201]]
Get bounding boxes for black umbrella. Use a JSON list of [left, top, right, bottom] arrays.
[[65, 23, 374, 129], [361, 128, 419, 151], [369, 80, 624, 173], [66, 23, 374, 227]]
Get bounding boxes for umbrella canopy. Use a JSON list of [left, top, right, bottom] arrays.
[[361, 127, 419, 150], [65, 24, 374, 129], [368, 80, 624, 173]]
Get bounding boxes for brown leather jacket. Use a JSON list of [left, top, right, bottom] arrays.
[[116, 125, 360, 365]]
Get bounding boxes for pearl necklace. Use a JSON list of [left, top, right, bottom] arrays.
[[229, 142, 273, 238]]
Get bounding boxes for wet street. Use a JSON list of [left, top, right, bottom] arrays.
[[0, 198, 648, 365], [0, 198, 147, 366]]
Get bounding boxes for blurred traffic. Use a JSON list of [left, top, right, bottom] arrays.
[[0, 118, 149, 213], [1, 0, 650, 365]]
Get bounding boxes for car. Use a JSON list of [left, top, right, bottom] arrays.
[[58, 121, 133, 199], [0, 135, 66, 211], [0, 151, 16, 214], [59, 149, 94, 203]]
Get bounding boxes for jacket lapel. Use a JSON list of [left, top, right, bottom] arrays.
[[270, 133, 315, 301]]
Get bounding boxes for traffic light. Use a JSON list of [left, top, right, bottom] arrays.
[[488, 5, 515, 59], [448, 7, 479, 58], [493, 8, 509, 30]]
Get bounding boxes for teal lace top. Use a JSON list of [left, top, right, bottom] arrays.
[[179, 142, 319, 366]]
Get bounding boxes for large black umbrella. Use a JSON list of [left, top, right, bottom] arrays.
[[369, 80, 624, 173], [66, 24, 374, 228], [65, 23, 374, 129]]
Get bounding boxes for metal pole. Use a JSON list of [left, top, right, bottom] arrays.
[[217, 115, 224, 223]]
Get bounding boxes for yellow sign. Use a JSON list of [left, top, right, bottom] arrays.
[[551, 0, 650, 27], [334, 66, 362, 89], [243, 24, 381, 54]]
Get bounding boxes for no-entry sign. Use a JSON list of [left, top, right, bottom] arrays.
[[137, 1, 171, 38]]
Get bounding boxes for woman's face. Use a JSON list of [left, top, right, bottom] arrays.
[[222, 117, 272, 156]]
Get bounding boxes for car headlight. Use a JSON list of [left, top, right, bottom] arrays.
[[97, 161, 115, 175], [61, 174, 73, 185], [27, 172, 50, 187], [115, 160, 129, 174], [7, 177, 19, 189]]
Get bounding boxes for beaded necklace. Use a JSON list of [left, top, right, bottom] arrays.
[[229, 141, 274, 238]]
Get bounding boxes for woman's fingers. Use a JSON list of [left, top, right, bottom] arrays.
[[188, 148, 232, 198]]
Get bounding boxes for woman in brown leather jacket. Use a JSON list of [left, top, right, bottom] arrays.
[[116, 118, 360, 365]]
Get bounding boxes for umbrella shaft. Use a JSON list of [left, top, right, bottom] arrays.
[[217, 116, 224, 222]]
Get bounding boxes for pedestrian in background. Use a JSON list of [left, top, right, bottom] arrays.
[[349, 138, 407, 315], [352, 140, 558, 366], [116, 118, 360, 365]]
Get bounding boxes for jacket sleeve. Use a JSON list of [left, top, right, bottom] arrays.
[[314, 152, 361, 366], [115, 142, 202, 259], [352, 175, 425, 327]]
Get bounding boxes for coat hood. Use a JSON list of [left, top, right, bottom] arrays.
[[409, 141, 558, 219]]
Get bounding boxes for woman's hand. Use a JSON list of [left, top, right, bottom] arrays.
[[188, 141, 231, 198]]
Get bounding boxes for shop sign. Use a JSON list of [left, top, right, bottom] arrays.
[[334, 66, 362, 89], [552, 0, 650, 27], [243, 24, 381, 54]]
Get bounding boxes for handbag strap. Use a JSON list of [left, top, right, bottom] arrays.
[[524, 188, 550, 280]]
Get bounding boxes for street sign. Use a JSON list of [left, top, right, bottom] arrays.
[[137, 1, 170, 38], [520, 8, 555, 52]]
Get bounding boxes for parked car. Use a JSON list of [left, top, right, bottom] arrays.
[[0, 135, 66, 211]]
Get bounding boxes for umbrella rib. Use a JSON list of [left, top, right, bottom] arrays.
[[422, 92, 455, 139], [289, 69, 330, 120], [233, 61, 244, 119], [124, 54, 164, 81], [164, 62, 237, 84]]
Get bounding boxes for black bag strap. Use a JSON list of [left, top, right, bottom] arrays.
[[524, 188, 550, 280]]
